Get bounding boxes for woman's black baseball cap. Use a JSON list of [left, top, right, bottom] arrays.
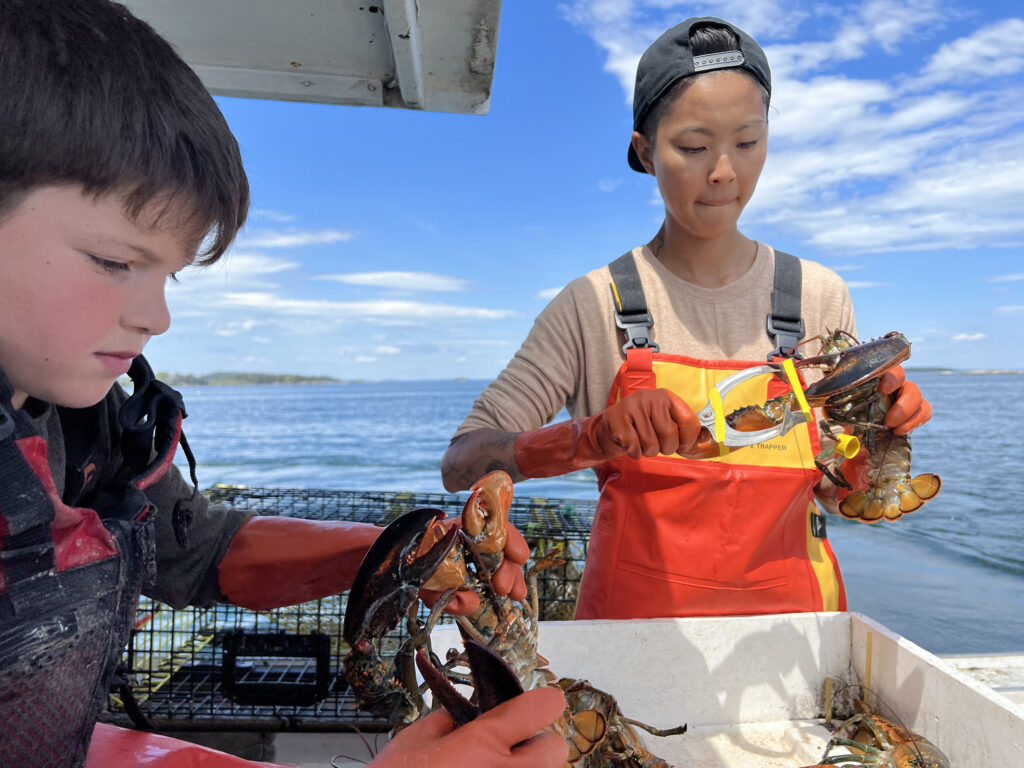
[[628, 17, 771, 172]]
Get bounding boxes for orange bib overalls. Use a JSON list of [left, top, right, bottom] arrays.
[[574, 252, 846, 620]]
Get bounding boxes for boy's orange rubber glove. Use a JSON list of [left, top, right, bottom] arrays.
[[514, 388, 702, 478], [87, 723, 285, 767], [218, 516, 383, 610], [371, 686, 569, 768], [218, 515, 528, 615]]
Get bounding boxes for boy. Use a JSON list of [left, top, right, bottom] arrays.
[[0, 2, 568, 767]]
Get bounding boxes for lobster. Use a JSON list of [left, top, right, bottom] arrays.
[[726, 330, 941, 522], [341, 470, 685, 767], [800, 696, 951, 768]]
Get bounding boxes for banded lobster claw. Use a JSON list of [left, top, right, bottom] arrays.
[[343, 507, 460, 647], [415, 638, 525, 727], [695, 362, 810, 448]]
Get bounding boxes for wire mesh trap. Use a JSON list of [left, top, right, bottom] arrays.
[[102, 485, 597, 732]]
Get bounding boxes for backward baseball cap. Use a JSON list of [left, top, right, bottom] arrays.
[[628, 17, 771, 172]]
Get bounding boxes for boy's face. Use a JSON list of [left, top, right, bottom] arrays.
[[0, 185, 199, 410], [631, 71, 768, 242]]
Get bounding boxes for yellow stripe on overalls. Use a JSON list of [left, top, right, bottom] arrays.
[[781, 359, 843, 610], [611, 281, 624, 313]]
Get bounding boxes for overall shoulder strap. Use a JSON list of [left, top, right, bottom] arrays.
[[608, 251, 659, 353], [766, 250, 804, 359]]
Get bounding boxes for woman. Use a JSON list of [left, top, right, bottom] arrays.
[[441, 17, 931, 621]]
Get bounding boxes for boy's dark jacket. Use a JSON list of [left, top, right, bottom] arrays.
[[0, 361, 249, 767]]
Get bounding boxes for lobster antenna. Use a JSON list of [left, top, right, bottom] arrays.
[[835, 681, 930, 768], [330, 726, 383, 767]]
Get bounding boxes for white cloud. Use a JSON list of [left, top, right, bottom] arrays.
[[768, 0, 947, 78], [212, 319, 261, 337], [995, 305, 1024, 316], [168, 254, 299, 299], [844, 280, 888, 289], [536, 286, 564, 299], [597, 178, 622, 192], [235, 228, 355, 248], [920, 18, 1024, 85], [987, 273, 1024, 282], [249, 208, 297, 223], [354, 356, 377, 363], [952, 332, 986, 341], [219, 293, 517, 321], [827, 264, 866, 272], [375, 345, 401, 355], [218, 253, 300, 276], [316, 272, 470, 291]]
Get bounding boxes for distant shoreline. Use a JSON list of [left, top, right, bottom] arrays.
[[155, 372, 341, 386], [936, 370, 1024, 376]]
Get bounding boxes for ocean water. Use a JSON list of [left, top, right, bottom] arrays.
[[172, 371, 1023, 655]]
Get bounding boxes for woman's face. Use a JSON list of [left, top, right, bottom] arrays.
[[631, 71, 768, 242]]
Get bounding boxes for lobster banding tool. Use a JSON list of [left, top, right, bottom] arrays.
[[695, 358, 860, 458]]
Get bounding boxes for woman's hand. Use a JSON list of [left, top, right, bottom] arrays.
[[878, 365, 932, 435]]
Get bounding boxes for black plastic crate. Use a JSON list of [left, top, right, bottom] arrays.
[[103, 485, 597, 731]]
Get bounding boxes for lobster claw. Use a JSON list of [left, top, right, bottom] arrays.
[[415, 638, 525, 727], [343, 507, 459, 646]]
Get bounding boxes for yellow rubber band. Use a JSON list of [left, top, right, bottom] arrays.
[[834, 433, 860, 459], [709, 387, 729, 456], [781, 357, 812, 422]]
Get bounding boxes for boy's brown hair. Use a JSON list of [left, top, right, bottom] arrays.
[[0, 0, 249, 263]]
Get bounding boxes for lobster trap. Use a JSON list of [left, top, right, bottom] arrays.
[[102, 484, 597, 732]]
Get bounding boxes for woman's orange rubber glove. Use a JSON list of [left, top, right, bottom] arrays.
[[877, 364, 932, 435], [513, 388, 701, 478], [831, 365, 934, 517], [370, 686, 569, 768]]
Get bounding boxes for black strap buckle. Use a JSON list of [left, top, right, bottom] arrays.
[[766, 314, 805, 359], [614, 311, 660, 353]]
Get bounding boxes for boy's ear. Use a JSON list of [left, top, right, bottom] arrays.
[[630, 131, 655, 175]]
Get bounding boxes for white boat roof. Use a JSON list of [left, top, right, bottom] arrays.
[[123, 0, 502, 114]]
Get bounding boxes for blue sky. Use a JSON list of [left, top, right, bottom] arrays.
[[149, 0, 1024, 379]]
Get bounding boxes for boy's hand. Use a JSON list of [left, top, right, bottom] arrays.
[[370, 686, 569, 768], [419, 521, 530, 615], [878, 365, 932, 435]]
